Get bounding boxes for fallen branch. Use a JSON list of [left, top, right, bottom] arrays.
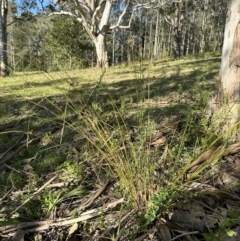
[[114, 212, 135, 241], [185, 182, 240, 200], [0, 188, 13, 204], [187, 143, 240, 172], [1, 198, 125, 235]]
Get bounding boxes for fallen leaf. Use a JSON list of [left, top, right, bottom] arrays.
[[169, 210, 204, 232], [203, 214, 218, 229], [214, 207, 228, 218], [66, 223, 79, 241], [159, 225, 171, 241], [150, 137, 166, 146], [22, 154, 38, 163]]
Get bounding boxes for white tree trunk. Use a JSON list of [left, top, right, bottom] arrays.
[[95, 34, 108, 68], [143, 13, 148, 59], [94, 0, 111, 67], [167, 25, 172, 56], [153, 11, 159, 58], [112, 30, 115, 66], [186, 25, 190, 56], [148, 17, 153, 59], [199, 6, 206, 53], [9, 22, 15, 69], [210, 0, 240, 133], [0, 0, 8, 76]]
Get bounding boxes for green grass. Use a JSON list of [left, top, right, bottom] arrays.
[[2, 52, 239, 240]]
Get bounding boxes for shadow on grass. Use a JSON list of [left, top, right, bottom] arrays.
[[68, 62, 218, 124], [0, 56, 220, 132]]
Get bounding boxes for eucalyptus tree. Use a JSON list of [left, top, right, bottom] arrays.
[[50, 0, 169, 67]]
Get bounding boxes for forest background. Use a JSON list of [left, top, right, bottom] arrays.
[[4, 0, 227, 72]]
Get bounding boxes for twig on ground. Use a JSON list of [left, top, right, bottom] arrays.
[[134, 233, 149, 241], [77, 179, 110, 211], [0, 188, 13, 204], [114, 215, 135, 241], [11, 179, 81, 197], [171, 231, 199, 241], [3, 163, 28, 175]]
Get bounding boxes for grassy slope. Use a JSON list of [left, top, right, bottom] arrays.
[[2, 52, 235, 240]]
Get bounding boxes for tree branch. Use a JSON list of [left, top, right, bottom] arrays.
[[72, 0, 96, 39], [164, 15, 173, 25], [6, 21, 16, 27], [91, 0, 106, 33], [73, 0, 92, 16], [110, 0, 167, 30], [109, 0, 130, 29], [72, 0, 90, 23], [110, 2, 146, 30], [49, 11, 83, 23]]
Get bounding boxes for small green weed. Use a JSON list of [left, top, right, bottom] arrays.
[[41, 189, 62, 213], [58, 160, 84, 179], [143, 185, 179, 226], [203, 207, 240, 241]]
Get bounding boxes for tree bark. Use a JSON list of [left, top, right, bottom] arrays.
[[143, 12, 148, 59], [167, 24, 172, 57], [209, 0, 240, 133], [173, 2, 184, 59], [94, 0, 111, 68], [153, 11, 159, 58], [95, 34, 108, 68], [0, 0, 8, 77], [112, 30, 115, 66]]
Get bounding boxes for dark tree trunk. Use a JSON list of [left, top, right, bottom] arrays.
[[173, 2, 184, 59], [0, 0, 8, 77]]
